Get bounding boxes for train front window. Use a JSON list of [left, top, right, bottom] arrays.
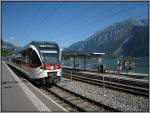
[[41, 50, 59, 64], [31, 51, 42, 67]]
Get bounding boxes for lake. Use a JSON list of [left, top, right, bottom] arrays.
[[61, 57, 149, 74]]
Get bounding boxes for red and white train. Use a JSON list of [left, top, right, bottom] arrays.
[[12, 41, 62, 84]]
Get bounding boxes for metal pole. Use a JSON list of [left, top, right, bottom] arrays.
[[84, 56, 86, 70], [70, 70, 73, 82], [103, 74, 106, 96], [74, 55, 75, 70]]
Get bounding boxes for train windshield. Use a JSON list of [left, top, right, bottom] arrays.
[[40, 50, 60, 64]]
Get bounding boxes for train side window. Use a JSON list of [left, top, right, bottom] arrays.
[[31, 51, 42, 67], [21, 50, 30, 65]]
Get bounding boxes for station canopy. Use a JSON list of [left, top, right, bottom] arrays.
[[62, 51, 105, 57]]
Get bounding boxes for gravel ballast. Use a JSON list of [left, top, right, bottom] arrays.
[[58, 77, 149, 112]]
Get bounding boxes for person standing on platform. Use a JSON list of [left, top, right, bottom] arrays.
[[117, 59, 121, 74], [125, 59, 129, 73]]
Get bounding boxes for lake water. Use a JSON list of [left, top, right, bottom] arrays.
[[61, 57, 149, 74]]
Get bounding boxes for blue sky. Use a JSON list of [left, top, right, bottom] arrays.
[[2, 1, 148, 48]]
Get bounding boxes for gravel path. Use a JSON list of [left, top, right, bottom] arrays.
[[58, 77, 149, 112]]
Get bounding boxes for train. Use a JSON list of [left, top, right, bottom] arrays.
[[11, 41, 62, 85]]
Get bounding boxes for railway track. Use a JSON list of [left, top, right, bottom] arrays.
[[62, 73, 149, 97], [7, 63, 120, 112], [43, 84, 120, 112]]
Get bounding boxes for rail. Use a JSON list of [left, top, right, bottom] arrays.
[[62, 73, 149, 97], [43, 84, 120, 112]]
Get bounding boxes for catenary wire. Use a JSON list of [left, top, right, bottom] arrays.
[[55, 3, 145, 39]]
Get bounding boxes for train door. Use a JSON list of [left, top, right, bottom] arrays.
[[21, 49, 31, 75], [30, 50, 43, 79]]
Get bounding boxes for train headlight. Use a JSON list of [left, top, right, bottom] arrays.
[[55, 64, 61, 69], [50, 66, 54, 70], [44, 64, 59, 70], [44, 64, 52, 70]]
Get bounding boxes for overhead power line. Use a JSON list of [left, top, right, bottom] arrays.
[[71, 13, 148, 46], [132, 13, 148, 19], [66, 13, 148, 48], [19, 6, 42, 38], [53, 2, 123, 37], [26, 2, 64, 38], [86, 3, 145, 26], [49, 2, 95, 34], [57, 3, 145, 38], [71, 2, 123, 28]]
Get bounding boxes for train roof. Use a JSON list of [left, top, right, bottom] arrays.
[[24, 41, 58, 49], [18, 41, 59, 53], [28, 41, 58, 47]]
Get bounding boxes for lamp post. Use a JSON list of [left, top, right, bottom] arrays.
[[98, 57, 106, 96], [93, 52, 106, 96], [70, 57, 74, 81]]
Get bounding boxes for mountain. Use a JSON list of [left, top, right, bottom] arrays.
[[114, 25, 148, 57], [2, 40, 22, 53], [2, 41, 15, 50], [65, 18, 148, 57]]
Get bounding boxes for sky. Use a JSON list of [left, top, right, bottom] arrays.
[[2, 1, 148, 48]]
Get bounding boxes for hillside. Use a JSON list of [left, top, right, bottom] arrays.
[[1, 40, 22, 55], [65, 18, 148, 57]]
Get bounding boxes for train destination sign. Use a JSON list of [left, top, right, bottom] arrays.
[[39, 44, 56, 48], [40, 50, 57, 53]]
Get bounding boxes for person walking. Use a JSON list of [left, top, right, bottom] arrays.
[[125, 59, 129, 73], [117, 59, 122, 74], [122, 59, 126, 71], [132, 61, 135, 73], [129, 61, 132, 71]]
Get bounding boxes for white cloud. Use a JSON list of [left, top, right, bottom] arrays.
[[9, 37, 15, 40]]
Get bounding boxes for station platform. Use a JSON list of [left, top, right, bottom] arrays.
[[79, 71, 148, 83], [1, 61, 67, 112], [62, 66, 148, 83]]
